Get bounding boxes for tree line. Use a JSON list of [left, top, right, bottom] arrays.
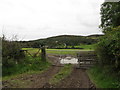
[[20, 35, 101, 49], [96, 2, 120, 71]]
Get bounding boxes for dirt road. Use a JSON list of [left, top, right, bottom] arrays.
[[52, 68, 94, 88], [3, 54, 95, 88], [30, 66, 61, 88]]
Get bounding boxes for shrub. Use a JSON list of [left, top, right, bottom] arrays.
[[2, 36, 25, 68], [96, 26, 120, 70]]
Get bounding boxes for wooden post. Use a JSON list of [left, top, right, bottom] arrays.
[[41, 46, 46, 62], [78, 58, 81, 68], [77, 53, 81, 68]]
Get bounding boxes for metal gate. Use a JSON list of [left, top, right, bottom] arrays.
[[77, 51, 97, 69]]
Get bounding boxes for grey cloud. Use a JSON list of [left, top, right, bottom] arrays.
[[79, 21, 98, 28], [105, 0, 120, 2], [0, 0, 104, 41]]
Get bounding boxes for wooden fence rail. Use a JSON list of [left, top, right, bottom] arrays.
[[77, 51, 98, 69]]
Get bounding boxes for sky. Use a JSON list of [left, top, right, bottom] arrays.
[[0, 0, 105, 41]]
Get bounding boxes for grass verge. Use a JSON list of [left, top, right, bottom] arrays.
[[3, 56, 51, 80], [49, 64, 73, 85], [87, 65, 120, 88]]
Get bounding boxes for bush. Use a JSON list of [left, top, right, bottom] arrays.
[[96, 26, 120, 70], [88, 65, 120, 88], [2, 36, 25, 68]]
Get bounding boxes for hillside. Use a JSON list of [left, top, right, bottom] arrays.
[[20, 34, 103, 48]]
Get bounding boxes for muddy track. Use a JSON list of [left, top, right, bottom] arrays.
[[45, 55, 96, 88], [30, 66, 61, 88], [2, 55, 62, 88], [3, 54, 96, 88], [51, 67, 95, 88]]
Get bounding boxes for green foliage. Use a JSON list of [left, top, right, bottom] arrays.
[[50, 64, 72, 84], [2, 36, 50, 77], [87, 65, 120, 88], [22, 48, 40, 55], [87, 3, 120, 88], [45, 35, 96, 48], [100, 2, 120, 32], [96, 26, 120, 69], [2, 37, 25, 68], [20, 35, 101, 49]]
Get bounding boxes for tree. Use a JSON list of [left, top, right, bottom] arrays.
[[96, 26, 120, 70], [100, 2, 120, 32]]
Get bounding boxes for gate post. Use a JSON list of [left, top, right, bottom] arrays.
[[77, 53, 81, 68], [41, 46, 46, 62], [78, 58, 81, 68]]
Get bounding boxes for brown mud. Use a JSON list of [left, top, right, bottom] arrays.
[[2, 54, 95, 88]]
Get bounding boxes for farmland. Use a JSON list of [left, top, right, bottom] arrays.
[[2, 44, 96, 88], [1, 0, 120, 89]]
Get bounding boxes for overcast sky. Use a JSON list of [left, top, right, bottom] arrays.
[[0, 0, 104, 41]]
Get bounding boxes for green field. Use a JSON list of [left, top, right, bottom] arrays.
[[22, 48, 94, 56], [74, 44, 96, 50], [22, 44, 95, 56], [4, 44, 94, 79]]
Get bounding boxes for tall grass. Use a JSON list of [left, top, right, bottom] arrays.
[[3, 56, 51, 77], [87, 65, 120, 88]]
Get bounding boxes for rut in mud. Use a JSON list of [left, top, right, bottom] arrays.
[[30, 66, 61, 88], [51, 67, 95, 88], [3, 54, 96, 88]]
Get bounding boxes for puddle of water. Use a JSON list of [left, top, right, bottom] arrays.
[[60, 57, 92, 64], [60, 57, 78, 64]]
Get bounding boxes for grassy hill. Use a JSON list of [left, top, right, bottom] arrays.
[[20, 34, 103, 49]]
